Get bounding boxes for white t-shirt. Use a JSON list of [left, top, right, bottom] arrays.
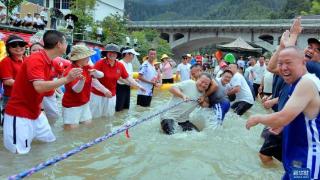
[[177, 63, 191, 81], [117, 59, 133, 85], [244, 66, 254, 82], [34, 17, 44, 25], [216, 77, 231, 98], [161, 80, 203, 122], [40, 11, 48, 21], [252, 64, 266, 84], [24, 16, 33, 23], [230, 72, 254, 104], [263, 70, 274, 94], [97, 27, 103, 35], [237, 60, 245, 68], [137, 61, 157, 96]]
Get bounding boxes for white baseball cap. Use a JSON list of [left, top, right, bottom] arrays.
[[122, 48, 140, 56]]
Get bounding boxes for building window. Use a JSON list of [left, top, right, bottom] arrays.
[[53, 0, 70, 9], [61, 0, 70, 9], [54, 0, 60, 8], [46, 0, 50, 8]]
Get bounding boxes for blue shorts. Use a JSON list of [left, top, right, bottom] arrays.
[[212, 100, 230, 124]]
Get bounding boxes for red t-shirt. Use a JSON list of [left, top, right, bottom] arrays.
[[0, 56, 24, 97], [44, 57, 71, 97], [5, 50, 53, 120], [92, 58, 128, 96], [62, 64, 93, 108]]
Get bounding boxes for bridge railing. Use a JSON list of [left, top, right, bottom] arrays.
[[127, 19, 320, 28]]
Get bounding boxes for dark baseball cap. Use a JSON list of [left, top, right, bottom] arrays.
[[307, 38, 320, 45]]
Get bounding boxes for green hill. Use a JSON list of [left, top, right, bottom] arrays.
[[125, 0, 310, 21]]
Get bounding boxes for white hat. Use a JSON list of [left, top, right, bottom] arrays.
[[122, 48, 140, 56], [69, 45, 95, 61]]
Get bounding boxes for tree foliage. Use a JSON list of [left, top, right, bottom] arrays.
[[100, 13, 128, 44], [70, 0, 96, 40], [131, 29, 172, 62], [301, 0, 320, 15], [1, 0, 23, 14], [125, 0, 313, 20]]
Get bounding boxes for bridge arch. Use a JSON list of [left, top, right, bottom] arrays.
[[173, 33, 184, 41], [160, 33, 170, 42], [170, 36, 268, 60], [258, 34, 274, 45]]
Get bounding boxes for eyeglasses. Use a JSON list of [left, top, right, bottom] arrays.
[[9, 42, 26, 48], [183, 57, 188, 59]]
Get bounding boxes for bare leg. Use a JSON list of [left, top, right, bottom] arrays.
[[80, 120, 92, 126], [259, 153, 275, 166], [64, 124, 79, 130]]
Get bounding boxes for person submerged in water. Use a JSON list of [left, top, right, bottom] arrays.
[[160, 72, 212, 135]]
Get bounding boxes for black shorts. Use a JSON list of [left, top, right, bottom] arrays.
[[137, 95, 152, 107], [115, 83, 131, 111], [259, 131, 282, 162], [231, 101, 253, 115], [161, 119, 199, 135], [162, 78, 174, 84]]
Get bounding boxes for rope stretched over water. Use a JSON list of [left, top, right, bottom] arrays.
[[8, 99, 196, 180]]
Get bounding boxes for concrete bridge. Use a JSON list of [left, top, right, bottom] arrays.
[[127, 19, 320, 58]]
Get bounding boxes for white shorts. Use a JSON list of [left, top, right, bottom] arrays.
[[3, 113, 56, 154], [62, 102, 92, 125], [42, 94, 60, 120], [90, 93, 116, 119]]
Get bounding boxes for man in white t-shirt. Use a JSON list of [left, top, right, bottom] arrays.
[[252, 56, 266, 97], [40, 8, 48, 25], [137, 48, 158, 107], [0, 5, 6, 23], [23, 13, 33, 27], [161, 73, 212, 134], [176, 55, 191, 82], [227, 63, 254, 115]]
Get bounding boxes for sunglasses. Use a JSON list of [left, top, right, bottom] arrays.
[[9, 42, 26, 48]]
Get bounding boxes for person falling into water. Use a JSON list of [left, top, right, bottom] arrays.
[[160, 72, 212, 135], [191, 64, 231, 125]]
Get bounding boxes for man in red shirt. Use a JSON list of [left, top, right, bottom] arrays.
[[3, 30, 83, 154]]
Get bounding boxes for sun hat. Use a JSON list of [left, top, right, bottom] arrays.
[[101, 43, 121, 58], [154, 60, 161, 65], [68, 45, 95, 61], [122, 48, 140, 55], [6, 35, 27, 46], [161, 54, 169, 60]]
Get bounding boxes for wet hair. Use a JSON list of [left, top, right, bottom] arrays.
[[190, 63, 203, 70], [221, 69, 233, 76], [43, 30, 65, 49], [199, 72, 212, 81], [148, 48, 156, 52], [30, 42, 43, 50]]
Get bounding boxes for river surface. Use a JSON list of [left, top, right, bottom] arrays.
[[0, 90, 283, 179]]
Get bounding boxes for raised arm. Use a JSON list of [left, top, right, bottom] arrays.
[[246, 78, 315, 129]]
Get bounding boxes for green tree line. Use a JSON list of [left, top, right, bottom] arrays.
[[125, 0, 319, 21]]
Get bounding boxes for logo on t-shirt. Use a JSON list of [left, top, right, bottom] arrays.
[[116, 69, 120, 74]]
